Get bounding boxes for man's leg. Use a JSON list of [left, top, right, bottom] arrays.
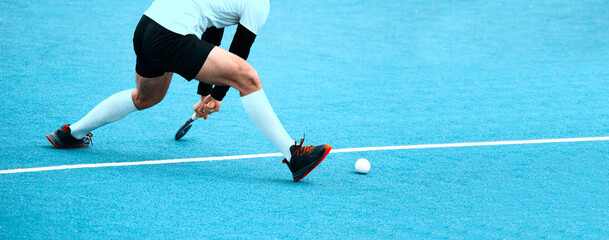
[[194, 47, 331, 182], [195, 47, 294, 160], [69, 88, 137, 139], [47, 72, 172, 148]]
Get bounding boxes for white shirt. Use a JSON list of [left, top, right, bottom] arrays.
[[144, 0, 270, 39]]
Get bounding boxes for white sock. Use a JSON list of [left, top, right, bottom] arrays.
[[70, 89, 137, 139], [241, 89, 295, 161]]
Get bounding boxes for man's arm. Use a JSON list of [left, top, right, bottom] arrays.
[[210, 23, 257, 101], [197, 27, 225, 96]]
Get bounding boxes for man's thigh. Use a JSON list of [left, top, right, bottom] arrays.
[[194, 47, 251, 86]]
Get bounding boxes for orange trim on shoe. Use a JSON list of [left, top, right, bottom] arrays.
[[46, 135, 62, 149], [65, 145, 90, 149], [46, 135, 90, 149], [293, 144, 332, 182]]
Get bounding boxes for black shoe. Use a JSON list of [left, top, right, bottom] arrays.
[[46, 125, 92, 149], [282, 135, 332, 182]]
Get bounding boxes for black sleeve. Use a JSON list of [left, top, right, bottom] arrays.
[[211, 23, 257, 101], [202, 26, 225, 46], [197, 27, 225, 96]]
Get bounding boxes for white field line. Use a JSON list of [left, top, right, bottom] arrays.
[[2, 136, 609, 175]]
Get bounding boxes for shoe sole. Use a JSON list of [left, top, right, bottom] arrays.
[[46, 134, 89, 149], [293, 144, 332, 182]]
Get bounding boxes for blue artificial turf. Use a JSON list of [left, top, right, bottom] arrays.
[[1, 0, 608, 238]]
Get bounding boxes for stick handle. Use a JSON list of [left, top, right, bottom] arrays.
[[191, 112, 201, 120], [192, 101, 215, 120]]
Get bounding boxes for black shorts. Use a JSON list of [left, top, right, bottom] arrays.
[[133, 15, 214, 80]]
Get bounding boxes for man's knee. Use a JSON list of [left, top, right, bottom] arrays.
[[234, 63, 262, 93], [133, 73, 172, 110], [132, 90, 164, 110]]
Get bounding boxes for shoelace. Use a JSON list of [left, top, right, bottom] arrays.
[[282, 134, 313, 164], [86, 133, 93, 145], [294, 145, 313, 157], [293, 134, 313, 156]]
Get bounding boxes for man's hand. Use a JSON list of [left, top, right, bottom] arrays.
[[193, 95, 222, 120]]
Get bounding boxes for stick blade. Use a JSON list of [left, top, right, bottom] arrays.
[[175, 119, 194, 140]]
